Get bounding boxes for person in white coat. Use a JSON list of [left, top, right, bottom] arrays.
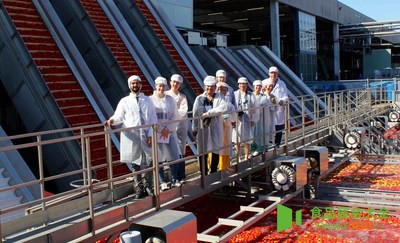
[[151, 77, 181, 190], [262, 78, 277, 147], [165, 74, 188, 185], [263, 66, 289, 148], [251, 80, 269, 156], [216, 69, 236, 108], [105, 75, 157, 199], [216, 81, 236, 170], [232, 77, 256, 161], [192, 76, 228, 175]]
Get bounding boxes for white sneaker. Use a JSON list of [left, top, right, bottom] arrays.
[[174, 181, 182, 187], [179, 179, 185, 184], [160, 182, 169, 191], [252, 151, 260, 157]]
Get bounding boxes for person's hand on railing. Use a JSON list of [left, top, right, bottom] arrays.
[[104, 119, 113, 127]]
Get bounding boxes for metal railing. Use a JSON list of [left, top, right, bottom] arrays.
[[0, 87, 394, 241]]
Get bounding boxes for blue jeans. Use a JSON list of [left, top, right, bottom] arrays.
[[159, 161, 179, 183]]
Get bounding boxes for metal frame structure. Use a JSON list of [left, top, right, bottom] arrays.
[[0, 87, 394, 242]]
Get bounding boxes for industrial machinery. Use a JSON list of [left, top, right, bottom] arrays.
[[343, 127, 366, 149], [297, 146, 329, 198], [389, 110, 399, 122], [371, 115, 388, 132], [129, 210, 197, 243], [271, 156, 308, 193]]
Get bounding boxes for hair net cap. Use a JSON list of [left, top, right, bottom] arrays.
[[128, 75, 141, 86], [269, 66, 279, 73], [217, 82, 228, 88], [262, 78, 274, 87], [238, 77, 248, 84], [253, 80, 262, 86], [216, 70, 226, 77], [171, 74, 183, 83], [155, 77, 167, 86], [204, 76, 217, 86]]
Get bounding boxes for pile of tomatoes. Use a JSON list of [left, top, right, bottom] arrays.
[[322, 162, 400, 190]]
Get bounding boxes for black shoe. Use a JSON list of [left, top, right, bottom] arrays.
[[145, 186, 154, 197], [134, 187, 145, 199]]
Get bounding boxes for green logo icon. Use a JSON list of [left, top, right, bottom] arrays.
[[277, 204, 302, 232]]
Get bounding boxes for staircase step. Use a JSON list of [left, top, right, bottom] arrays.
[[2, 0, 31, 8], [51, 90, 86, 99], [0, 189, 18, 201], [0, 208, 26, 223], [25, 43, 58, 51], [13, 21, 46, 30], [0, 196, 22, 210], [0, 178, 11, 188]]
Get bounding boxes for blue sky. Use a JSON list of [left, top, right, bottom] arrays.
[[339, 0, 399, 22]]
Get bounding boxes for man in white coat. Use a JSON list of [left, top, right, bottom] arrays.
[[105, 75, 157, 199], [263, 66, 289, 148], [192, 76, 227, 175]]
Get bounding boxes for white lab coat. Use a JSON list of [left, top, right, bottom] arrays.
[[255, 92, 277, 146], [270, 78, 289, 125], [110, 93, 157, 165], [165, 90, 189, 155], [253, 93, 268, 147], [265, 94, 277, 143], [232, 90, 256, 144], [192, 92, 227, 154], [226, 85, 237, 108], [151, 93, 180, 162]]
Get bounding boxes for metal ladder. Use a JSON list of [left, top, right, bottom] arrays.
[[197, 189, 302, 243]]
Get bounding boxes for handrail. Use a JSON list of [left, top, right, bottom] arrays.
[[0, 88, 393, 241]]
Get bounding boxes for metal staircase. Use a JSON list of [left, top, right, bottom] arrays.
[[0, 169, 24, 223]]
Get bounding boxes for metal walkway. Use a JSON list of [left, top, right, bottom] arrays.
[[0, 87, 394, 242]]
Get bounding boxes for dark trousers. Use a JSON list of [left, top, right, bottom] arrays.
[[177, 155, 186, 181], [132, 162, 153, 192], [199, 153, 219, 175], [275, 124, 285, 148]]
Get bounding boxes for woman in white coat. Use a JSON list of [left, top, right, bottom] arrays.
[[165, 74, 188, 185], [232, 77, 256, 161], [192, 76, 227, 174], [215, 81, 236, 170], [263, 79, 277, 146], [151, 77, 181, 190], [251, 80, 269, 156]]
